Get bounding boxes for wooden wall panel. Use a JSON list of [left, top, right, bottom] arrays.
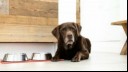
[[0, 15, 57, 42], [0, 0, 58, 42]]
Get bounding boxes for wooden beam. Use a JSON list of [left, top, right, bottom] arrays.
[[76, 0, 80, 24], [112, 20, 127, 25], [112, 20, 127, 34], [120, 42, 127, 55]]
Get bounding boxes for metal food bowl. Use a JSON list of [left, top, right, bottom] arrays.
[[31, 53, 52, 60], [2, 53, 28, 62], [31, 53, 46, 60]]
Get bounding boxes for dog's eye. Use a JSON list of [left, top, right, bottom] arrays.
[[60, 28, 66, 32], [63, 28, 66, 31], [70, 27, 75, 31]]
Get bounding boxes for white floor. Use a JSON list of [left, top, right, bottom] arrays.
[[0, 41, 127, 71], [0, 52, 127, 71]]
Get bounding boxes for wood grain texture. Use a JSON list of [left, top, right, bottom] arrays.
[[0, 15, 57, 42], [120, 42, 127, 55], [9, 0, 58, 18], [0, 0, 58, 42], [34, 0, 58, 2], [0, 14, 58, 26], [111, 20, 127, 25], [76, 0, 80, 24], [112, 20, 127, 35]]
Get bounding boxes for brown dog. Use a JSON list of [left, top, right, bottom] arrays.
[[52, 22, 91, 62]]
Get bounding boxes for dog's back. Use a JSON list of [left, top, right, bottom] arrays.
[[83, 37, 91, 53]]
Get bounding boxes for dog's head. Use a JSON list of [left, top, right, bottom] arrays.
[[52, 22, 81, 49]]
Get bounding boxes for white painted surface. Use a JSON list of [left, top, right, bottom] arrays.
[[59, 0, 76, 24], [81, 0, 127, 41]]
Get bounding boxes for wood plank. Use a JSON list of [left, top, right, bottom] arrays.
[[0, 35, 57, 42], [34, 0, 58, 2], [112, 20, 127, 34], [111, 20, 127, 25], [0, 14, 58, 26], [0, 23, 57, 42], [9, 0, 58, 18]]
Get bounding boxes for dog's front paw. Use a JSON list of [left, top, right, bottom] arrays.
[[51, 56, 60, 62], [71, 56, 80, 62]]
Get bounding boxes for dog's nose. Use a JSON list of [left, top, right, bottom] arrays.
[[68, 35, 72, 39]]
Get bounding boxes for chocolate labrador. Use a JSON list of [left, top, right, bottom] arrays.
[[52, 22, 91, 62]]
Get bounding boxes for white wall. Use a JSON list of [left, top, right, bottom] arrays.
[[81, 0, 127, 42], [59, 0, 127, 42], [59, 0, 76, 24]]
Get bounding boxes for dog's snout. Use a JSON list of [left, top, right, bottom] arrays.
[[65, 31, 75, 44], [68, 34, 72, 39]]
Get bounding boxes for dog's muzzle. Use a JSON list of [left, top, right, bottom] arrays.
[[65, 31, 75, 46]]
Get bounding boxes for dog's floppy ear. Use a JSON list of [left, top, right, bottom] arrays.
[[74, 23, 82, 36], [52, 26, 60, 39]]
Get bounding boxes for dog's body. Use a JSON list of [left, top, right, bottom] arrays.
[[52, 22, 91, 62]]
